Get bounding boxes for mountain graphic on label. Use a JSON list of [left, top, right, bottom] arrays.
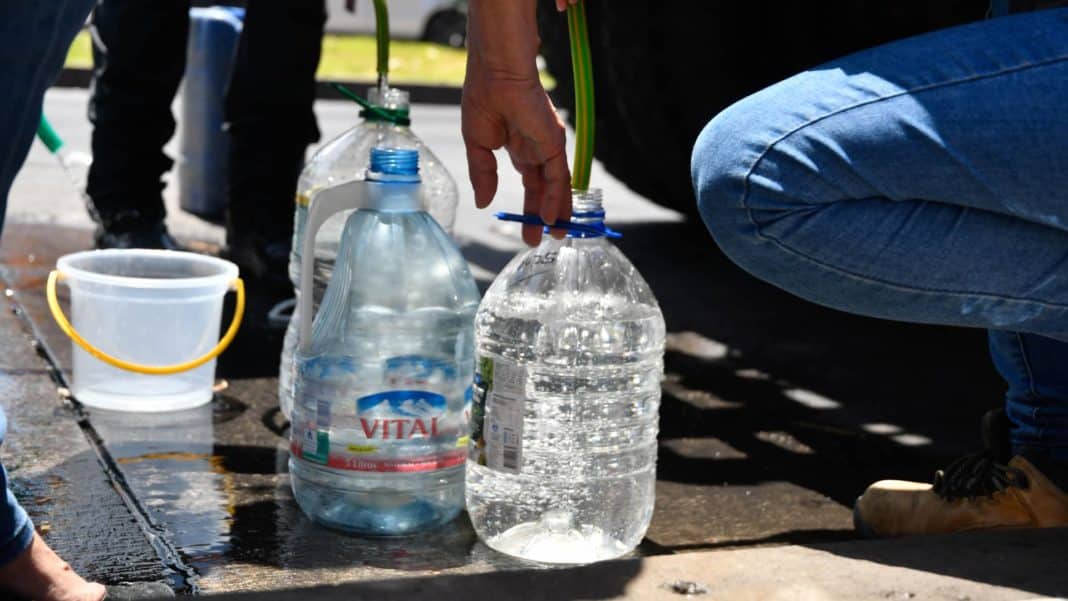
[[357, 390, 447, 417], [384, 355, 458, 385]]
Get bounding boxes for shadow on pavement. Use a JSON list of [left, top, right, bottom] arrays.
[[187, 557, 642, 601], [465, 219, 1003, 515], [1, 220, 1024, 593], [813, 527, 1068, 599]]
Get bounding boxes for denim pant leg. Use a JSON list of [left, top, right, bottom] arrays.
[[224, 0, 324, 247], [692, 10, 1068, 459], [0, 408, 33, 567], [1, 0, 96, 567], [0, 0, 95, 235], [86, 0, 191, 225]]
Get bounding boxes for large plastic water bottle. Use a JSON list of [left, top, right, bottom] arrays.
[[467, 188, 665, 563], [289, 148, 479, 535], [279, 86, 458, 418]]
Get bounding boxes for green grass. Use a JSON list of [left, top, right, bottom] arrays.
[[64, 31, 465, 85], [318, 34, 467, 85], [65, 30, 554, 89]]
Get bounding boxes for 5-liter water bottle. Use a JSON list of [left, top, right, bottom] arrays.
[[289, 148, 479, 535], [279, 85, 459, 419], [467, 189, 665, 563]]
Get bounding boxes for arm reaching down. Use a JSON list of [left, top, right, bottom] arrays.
[[462, 0, 572, 245]]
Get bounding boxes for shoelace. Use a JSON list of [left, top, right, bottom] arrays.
[[932, 449, 1029, 500]]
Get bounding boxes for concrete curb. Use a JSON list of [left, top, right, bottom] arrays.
[[53, 67, 462, 105], [178, 527, 1068, 601]]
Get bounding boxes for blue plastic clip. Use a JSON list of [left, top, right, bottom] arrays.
[[493, 212, 622, 239]]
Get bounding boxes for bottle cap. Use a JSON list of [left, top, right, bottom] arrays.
[[368, 147, 420, 183]]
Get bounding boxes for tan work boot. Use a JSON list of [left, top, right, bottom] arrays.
[[854, 453, 1068, 538]]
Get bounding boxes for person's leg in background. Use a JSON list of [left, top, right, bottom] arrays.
[[692, 8, 1068, 537], [223, 0, 325, 299], [0, 2, 103, 598], [85, 0, 190, 250]]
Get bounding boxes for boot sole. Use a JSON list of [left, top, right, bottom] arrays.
[[852, 497, 880, 539]]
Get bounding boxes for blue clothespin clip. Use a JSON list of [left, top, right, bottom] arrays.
[[494, 212, 622, 239]]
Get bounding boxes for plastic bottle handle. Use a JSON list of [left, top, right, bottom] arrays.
[[298, 180, 370, 353], [46, 270, 245, 376]]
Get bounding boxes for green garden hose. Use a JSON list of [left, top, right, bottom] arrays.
[[373, 0, 390, 88], [37, 115, 64, 154], [567, 1, 594, 192]]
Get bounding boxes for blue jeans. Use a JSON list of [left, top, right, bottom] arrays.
[[692, 9, 1068, 461], [0, 0, 95, 566], [0, 408, 32, 567]]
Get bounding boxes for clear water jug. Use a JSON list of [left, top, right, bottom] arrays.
[[289, 148, 479, 535], [279, 85, 459, 418], [467, 189, 665, 563]]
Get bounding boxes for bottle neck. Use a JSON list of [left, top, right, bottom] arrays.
[[567, 188, 606, 238], [363, 86, 411, 125], [365, 180, 421, 212]]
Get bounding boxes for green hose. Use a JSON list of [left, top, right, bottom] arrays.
[[37, 114, 64, 154], [373, 0, 390, 87], [567, 1, 594, 192]]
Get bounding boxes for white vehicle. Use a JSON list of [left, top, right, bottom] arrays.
[[325, 0, 467, 48]]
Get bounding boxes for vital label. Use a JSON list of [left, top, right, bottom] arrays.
[[484, 358, 526, 474], [291, 355, 467, 473]]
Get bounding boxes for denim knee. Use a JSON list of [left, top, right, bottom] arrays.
[[690, 97, 791, 285]]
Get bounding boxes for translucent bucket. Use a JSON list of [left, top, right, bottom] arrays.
[[47, 250, 244, 412]]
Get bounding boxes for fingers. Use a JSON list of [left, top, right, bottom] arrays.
[[555, 0, 578, 11], [542, 150, 572, 240], [461, 91, 506, 209], [521, 165, 545, 246], [465, 144, 499, 209]]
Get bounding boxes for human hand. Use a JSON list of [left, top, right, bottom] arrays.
[[463, 0, 572, 246]]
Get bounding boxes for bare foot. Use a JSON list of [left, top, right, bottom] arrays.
[[0, 531, 106, 601]]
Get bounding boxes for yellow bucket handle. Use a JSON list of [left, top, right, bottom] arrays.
[[46, 270, 245, 376]]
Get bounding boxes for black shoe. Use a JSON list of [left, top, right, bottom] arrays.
[[94, 212, 184, 251], [223, 236, 291, 295]]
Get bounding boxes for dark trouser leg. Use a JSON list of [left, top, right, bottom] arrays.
[[989, 332, 1068, 463], [86, 0, 190, 230], [224, 0, 324, 286], [0, 0, 95, 236]]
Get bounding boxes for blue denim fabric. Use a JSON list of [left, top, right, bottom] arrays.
[[692, 9, 1068, 461], [0, 408, 33, 567], [0, 0, 96, 234], [0, 0, 95, 567]]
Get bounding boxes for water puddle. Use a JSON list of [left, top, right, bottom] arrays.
[[84, 394, 532, 591]]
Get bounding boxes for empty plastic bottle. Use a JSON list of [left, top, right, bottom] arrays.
[[467, 188, 665, 563], [289, 148, 479, 535], [279, 85, 459, 418]]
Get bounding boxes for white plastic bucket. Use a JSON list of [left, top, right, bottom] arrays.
[[47, 249, 244, 412]]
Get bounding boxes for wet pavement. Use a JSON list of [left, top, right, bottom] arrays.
[[0, 90, 1039, 598], [0, 218, 1016, 597]]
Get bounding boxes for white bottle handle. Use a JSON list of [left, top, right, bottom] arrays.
[[298, 180, 370, 353]]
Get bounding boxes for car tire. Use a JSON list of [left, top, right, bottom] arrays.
[[424, 9, 467, 48], [537, 0, 988, 216]]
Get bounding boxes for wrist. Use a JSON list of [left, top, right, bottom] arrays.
[[467, 0, 542, 79]]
